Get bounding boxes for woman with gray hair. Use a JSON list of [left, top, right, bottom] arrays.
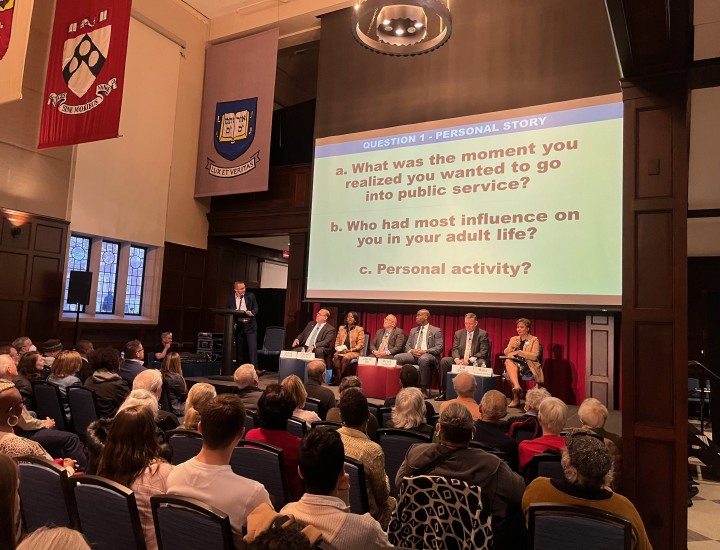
[[517, 397, 567, 470], [522, 431, 651, 549], [505, 387, 551, 439], [390, 387, 434, 436]]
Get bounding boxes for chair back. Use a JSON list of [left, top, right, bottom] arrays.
[[158, 382, 172, 413], [166, 428, 203, 465], [231, 441, 288, 509], [311, 421, 341, 431], [377, 428, 433, 497], [259, 326, 285, 355], [72, 475, 146, 549], [287, 417, 307, 438], [303, 397, 321, 414], [244, 410, 259, 433], [151, 494, 234, 550], [388, 475, 492, 550], [377, 406, 393, 428], [33, 381, 67, 430], [344, 456, 369, 514], [67, 386, 98, 441], [523, 452, 564, 483], [508, 416, 542, 442], [528, 503, 632, 550], [16, 455, 78, 532], [469, 440, 507, 462]]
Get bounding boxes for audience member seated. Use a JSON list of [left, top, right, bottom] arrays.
[[75, 339, 95, 383], [11, 336, 35, 359], [132, 370, 181, 432], [47, 350, 83, 423], [304, 360, 336, 420], [392, 309, 444, 397], [505, 387, 550, 439], [159, 352, 187, 417], [388, 387, 435, 437], [332, 311, 366, 383], [578, 397, 623, 491], [369, 314, 405, 360], [437, 312, 490, 401], [244, 522, 315, 550], [234, 363, 263, 412], [338, 388, 396, 528], [0, 453, 20, 549], [518, 397, 567, 470], [84, 347, 129, 418], [384, 364, 436, 425], [13, 351, 44, 411], [474, 390, 520, 471], [119, 339, 147, 385], [522, 431, 651, 549], [0, 357, 86, 469], [245, 384, 303, 502], [291, 309, 337, 360], [182, 382, 216, 430], [280, 428, 393, 549], [0, 344, 19, 366], [16, 526, 91, 550], [0, 379, 77, 474], [396, 402, 525, 547], [327, 376, 379, 441], [167, 394, 273, 547], [281, 374, 320, 429], [439, 372, 481, 421], [40, 339, 62, 372], [97, 405, 173, 550]]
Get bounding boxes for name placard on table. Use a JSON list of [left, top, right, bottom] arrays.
[[358, 357, 377, 366], [451, 365, 495, 377], [280, 350, 316, 361], [377, 358, 398, 368]]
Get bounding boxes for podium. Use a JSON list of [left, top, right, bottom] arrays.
[[210, 308, 253, 376], [446, 372, 499, 402]]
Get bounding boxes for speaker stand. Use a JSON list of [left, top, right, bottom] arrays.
[[73, 304, 81, 349]]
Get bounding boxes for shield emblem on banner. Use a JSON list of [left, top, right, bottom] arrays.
[[214, 98, 257, 161], [61, 25, 111, 97], [0, 0, 15, 61]]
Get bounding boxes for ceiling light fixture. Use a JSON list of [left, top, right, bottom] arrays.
[[351, 0, 452, 56]]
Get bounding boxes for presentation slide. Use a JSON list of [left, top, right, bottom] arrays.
[[307, 94, 623, 308]]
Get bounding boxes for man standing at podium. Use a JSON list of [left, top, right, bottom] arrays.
[[227, 281, 263, 376]]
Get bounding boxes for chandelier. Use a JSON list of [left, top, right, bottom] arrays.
[[351, 0, 452, 56]]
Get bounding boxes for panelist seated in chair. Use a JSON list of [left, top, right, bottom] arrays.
[[369, 315, 405, 359], [291, 309, 336, 360], [522, 430, 651, 550], [504, 318, 542, 408], [332, 311, 366, 382], [437, 313, 490, 401], [392, 309, 443, 398]]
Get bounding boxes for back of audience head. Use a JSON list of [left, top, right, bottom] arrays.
[[480, 390, 507, 422], [297, 428, 346, 495], [234, 363, 258, 389], [91, 347, 121, 372], [124, 339, 143, 360], [453, 372, 478, 398], [97, 405, 161, 487], [338, 375, 361, 395], [258, 384, 296, 430], [281, 375, 307, 409], [578, 397, 609, 429], [438, 402, 474, 446], [306, 360, 326, 382], [17, 351, 42, 379], [183, 382, 216, 430], [562, 430, 613, 489], [524, 386, 551, 413], [0, 354, 16, 379], [199, 394, 246, 450], [51, 350, 82, 378], [392, 387, 426, 429], [16, 527, 90, 550], [161, 351, 183, 376], [119, 389, 159, 418], [0, 453, 18, 550], [538, 397, 567, 435], [245, 524, 313, 550], [339, 387, 368, 428], [399, 364, 419, 389], [133, 369, 163, 398], [75, 340, 94, 357]]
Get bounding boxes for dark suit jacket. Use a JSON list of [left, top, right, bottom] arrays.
[[296, 322, 336, 357], [474, 420, 520, 472], [450, 328, 490, 363], [227, 291, 259, 332], [369, 327, 405, 356], [404, 324, 443, 358], [304, 378, 336, 420], [119, 359, 146, 384]]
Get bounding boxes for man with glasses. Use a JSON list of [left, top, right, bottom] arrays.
[[369, 315, 405, 359], [292, 309, 336, 360], [119, 339, 146, 385]]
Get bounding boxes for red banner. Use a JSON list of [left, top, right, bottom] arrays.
[[38, 0, 131, 150], [0, 0, 34, 105]]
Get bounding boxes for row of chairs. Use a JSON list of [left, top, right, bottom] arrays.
[[33, 383, 98, 441]]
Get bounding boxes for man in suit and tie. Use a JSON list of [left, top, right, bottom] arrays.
[[227, 281, 263, 376], [436, 313, 490, 401], [369, 314, 405, 359], [392, 309, 444, 398], [292, 309, 337, 360]]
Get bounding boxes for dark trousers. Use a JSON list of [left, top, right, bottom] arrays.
[[235, 327, 258, 368], [25, 428, 87, 470]]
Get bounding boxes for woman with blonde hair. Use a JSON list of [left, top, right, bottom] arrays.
[[47, 350, 82, 422], [17, 527, 90, 550], [281, 374, 320, 428], [182, 382, 216, 430], [390, 387, 434, 436], [160, 352, 187, 417]]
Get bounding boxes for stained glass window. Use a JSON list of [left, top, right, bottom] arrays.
[[125, 246, 146, 315], [64, 235, 91, 312], [96, 241, 119, 313]]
